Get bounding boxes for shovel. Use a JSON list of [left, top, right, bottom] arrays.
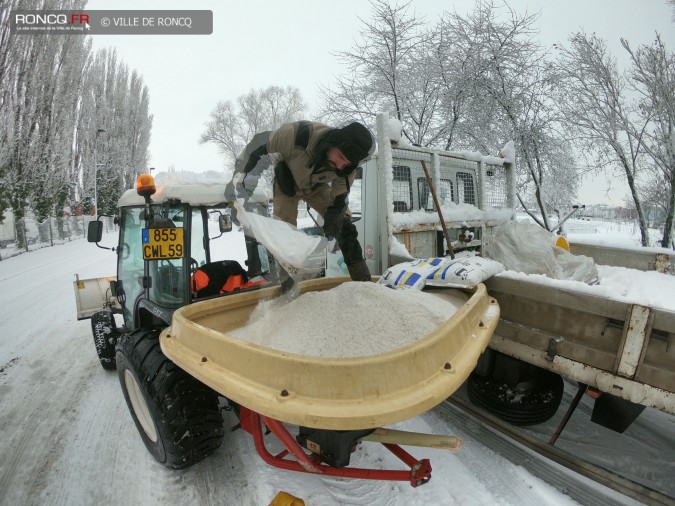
[[421, 160, 455, 259]]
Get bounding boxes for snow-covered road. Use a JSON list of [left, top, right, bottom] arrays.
[[0, 235, 670, 505]]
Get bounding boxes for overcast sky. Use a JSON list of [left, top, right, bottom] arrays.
[[85, 0, 675, 205]]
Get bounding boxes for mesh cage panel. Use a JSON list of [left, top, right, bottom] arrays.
[[391, 148, 432, 163], [392, 165, 413, 212], [457, 172, 476, 205], [387, 150, 511, 213], [417, 177, 454, 210], [439, 156, 478, 206], [484, 164, 508, 208]]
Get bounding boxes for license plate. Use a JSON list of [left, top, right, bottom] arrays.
[[142, 227, 185, 260]]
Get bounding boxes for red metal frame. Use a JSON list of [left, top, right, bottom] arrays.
[[238, 407, 432, 487]]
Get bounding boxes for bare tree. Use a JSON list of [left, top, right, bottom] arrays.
[[437, 1, 577, 229], [200, 85, 307, 173], [317, 0, 434, 144], [556, 33, 651, 245], [622, 35, 675, 248], [200, 101, 242, 167], [31, 28, 91, 222], [319, 1, 577, 229], [84, 49, 152, 215]]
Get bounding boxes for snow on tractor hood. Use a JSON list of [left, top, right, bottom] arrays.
[[117, 170, 271, 207]]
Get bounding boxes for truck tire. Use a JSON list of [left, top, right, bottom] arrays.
[[91, 310, 118, 370], [467, 369, 564, 426], [116, 328, 225, 469]]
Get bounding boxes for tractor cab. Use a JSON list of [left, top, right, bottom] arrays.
[[86, 174, 272, 335]]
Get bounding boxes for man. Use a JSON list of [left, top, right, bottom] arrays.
[[226, 120, 373, 281]]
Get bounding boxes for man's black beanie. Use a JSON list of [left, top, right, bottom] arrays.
[[336, 122, 373, 165]]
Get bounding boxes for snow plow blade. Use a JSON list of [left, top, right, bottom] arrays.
[[73, 274, 120, 320], [160, 277, 499, 430]]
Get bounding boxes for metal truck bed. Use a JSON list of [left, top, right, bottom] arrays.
[[484, 275, 675, 415], [160, 277, 500, 430]]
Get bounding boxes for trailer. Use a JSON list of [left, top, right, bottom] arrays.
[[347, 113, 674, 431]]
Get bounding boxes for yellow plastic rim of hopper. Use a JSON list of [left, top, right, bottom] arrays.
[[160, 277, 500, 430]]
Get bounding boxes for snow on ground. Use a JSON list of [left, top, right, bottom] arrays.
[[516, 380, 675, 497], [0, 219, 673, 505], [565, 218, 660, 249]]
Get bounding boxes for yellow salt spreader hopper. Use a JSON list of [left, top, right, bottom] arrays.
[[160, 277, 499, 486]]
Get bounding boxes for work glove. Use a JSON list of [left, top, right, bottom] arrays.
[[224, 172, 247, 203], [323, 220, 342, 241], [323, 193, 349, 240]]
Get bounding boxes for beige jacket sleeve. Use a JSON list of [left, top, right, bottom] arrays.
[[266, 123, 296, 159]]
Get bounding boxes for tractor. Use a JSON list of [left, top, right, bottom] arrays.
[[76, 173, 272, 467]]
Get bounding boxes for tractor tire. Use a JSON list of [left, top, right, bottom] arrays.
[[116, 328, 225, 469], [467, 368, 564, 426], [91, 310, 118, 370]]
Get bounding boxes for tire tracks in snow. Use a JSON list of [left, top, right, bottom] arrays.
[[0, 325, 100, 505]]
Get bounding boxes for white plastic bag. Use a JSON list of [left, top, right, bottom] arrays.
[[485, 220, 598, 284], [377, 258, 442, 289], [234, 203, 327, 280], [485, 220, 563, 278], [554, 247, 599, 284]]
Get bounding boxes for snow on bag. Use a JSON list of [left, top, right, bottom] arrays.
[[378, 256, 504, 290], [233, 202, 327, 280]]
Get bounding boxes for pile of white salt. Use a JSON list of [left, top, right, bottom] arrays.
[[229, 281, 466, 357]]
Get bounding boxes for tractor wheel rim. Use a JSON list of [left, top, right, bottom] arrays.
[[124, 369, 158, 443]]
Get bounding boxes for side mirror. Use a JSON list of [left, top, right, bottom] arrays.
[[219, 214, 232, 233], [87, 220, 103, 243]]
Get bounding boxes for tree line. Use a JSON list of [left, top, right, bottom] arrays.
[[203, 0, 674, 249], [0, 0, 152, 248], [316, 0, 674, 248]]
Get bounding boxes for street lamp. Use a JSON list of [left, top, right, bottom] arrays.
[[94, 128, 106, 217]]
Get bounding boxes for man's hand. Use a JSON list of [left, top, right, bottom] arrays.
[[323, 193, 348, 240], [323, 221, 341, 241], [322, 209, 343, 241]]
